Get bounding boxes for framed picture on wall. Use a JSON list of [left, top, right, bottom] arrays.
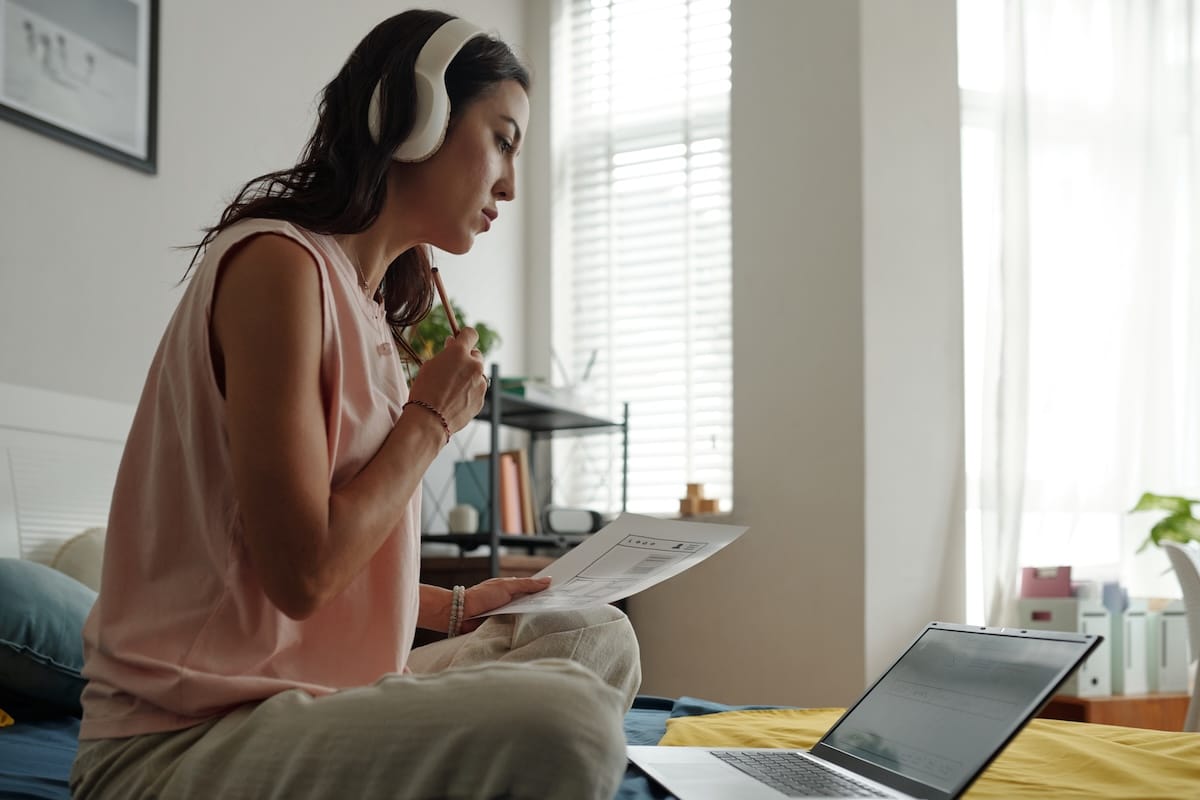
[[0, 0, 158, 174]]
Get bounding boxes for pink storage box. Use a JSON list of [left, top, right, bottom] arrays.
[[1020, 566, 1072, 598]]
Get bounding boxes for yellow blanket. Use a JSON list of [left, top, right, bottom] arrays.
[[661, 708, 1200, 799]]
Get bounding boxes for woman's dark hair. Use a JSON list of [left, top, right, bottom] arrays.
[[187, 9, 530, 361]]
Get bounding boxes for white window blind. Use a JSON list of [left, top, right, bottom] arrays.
[[555, 0, 732, 515]]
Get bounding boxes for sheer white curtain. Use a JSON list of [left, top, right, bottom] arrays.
[[961, 0, 1200, 624]]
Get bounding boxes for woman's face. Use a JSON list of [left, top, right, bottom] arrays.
[[399, 79, 530, 254]]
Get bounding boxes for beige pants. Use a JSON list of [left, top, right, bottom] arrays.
[[71, 607, 641, 800]]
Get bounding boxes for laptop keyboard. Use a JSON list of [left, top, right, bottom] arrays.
[[710, 751, 892, 798]]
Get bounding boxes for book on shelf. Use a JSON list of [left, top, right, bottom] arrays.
[[472, 450, 536, 534], [513, 449, 538, 534], [498, 453, 523, 534]]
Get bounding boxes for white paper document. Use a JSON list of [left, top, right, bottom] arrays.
[[475, 513, 748, 616]]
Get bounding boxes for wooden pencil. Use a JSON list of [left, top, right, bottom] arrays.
[[430, 267, 461, 336]]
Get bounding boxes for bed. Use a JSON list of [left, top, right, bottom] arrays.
[[5, 681, 1200, 799], [7, 537, 1200, 800], [3, 383, 1200, 798]]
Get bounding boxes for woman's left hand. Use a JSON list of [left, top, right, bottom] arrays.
[[460, 576, 552, 633]]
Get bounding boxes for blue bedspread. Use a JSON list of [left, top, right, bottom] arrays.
[[0, 714, 79, 799], [0, 695, 784, 799]]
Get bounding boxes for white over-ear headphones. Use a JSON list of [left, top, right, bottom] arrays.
[[367, 18, 487, 162]]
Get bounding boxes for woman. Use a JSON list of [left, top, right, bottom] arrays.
[[71, 10, 640, 799]]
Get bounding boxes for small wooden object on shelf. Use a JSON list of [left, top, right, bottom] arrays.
[[679, 482, 718, 516], [1037, 692, 1190, 731]]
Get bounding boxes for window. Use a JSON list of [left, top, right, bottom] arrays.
[[554, 0, 732, 515], [958, 1, 1200, 622]]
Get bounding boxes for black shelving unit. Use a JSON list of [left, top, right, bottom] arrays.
[[421, 363, 629, 578]]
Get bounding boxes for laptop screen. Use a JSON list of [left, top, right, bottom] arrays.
[[818, 626, 1094, 795]]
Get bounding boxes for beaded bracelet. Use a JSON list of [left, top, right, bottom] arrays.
[[403, 399, 451, 444], [447, 584, 466, 638]]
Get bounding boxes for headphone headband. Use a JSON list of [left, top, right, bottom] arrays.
[[368, 18, 488, 162]]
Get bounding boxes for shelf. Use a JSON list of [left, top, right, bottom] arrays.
[[1039, 692, 1191, 731], [420, 532, 591, 551], [434, 364, 627, 578], [476, 390, 623, 433]]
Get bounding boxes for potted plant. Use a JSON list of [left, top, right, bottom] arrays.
[[1130, 492, 1200, 552], [406, 300, 500, 364]]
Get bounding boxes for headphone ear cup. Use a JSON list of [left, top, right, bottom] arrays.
[[367, 82, 385, 145], [367, 18, 485, 163], [394, 71, 445, 162], [367, 72, 446, 162]]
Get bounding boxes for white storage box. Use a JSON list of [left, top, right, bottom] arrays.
[[1017, 597, 1111, 696], [1110, 600, 1149, 695], [1148, 600, 1191, 693]]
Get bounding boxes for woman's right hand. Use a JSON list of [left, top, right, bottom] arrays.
[[407, 326, 487, 433]]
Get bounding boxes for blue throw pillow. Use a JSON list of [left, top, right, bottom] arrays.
[[0, 558, 97, 716]]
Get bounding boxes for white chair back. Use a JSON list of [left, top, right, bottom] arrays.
[[1160, 540, 1200, 731]]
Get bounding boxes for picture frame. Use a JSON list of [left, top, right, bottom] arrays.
[[0, 0, 159, 174]]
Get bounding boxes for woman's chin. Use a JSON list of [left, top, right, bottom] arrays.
[[433, 234, 475, 256]]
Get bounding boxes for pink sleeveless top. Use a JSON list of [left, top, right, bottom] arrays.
[[79, 219, 421, 740]]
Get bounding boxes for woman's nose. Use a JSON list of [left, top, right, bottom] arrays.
[[495, 165, 516, 202]]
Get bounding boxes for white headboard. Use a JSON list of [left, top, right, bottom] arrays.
[[0, 383, 134, 564]]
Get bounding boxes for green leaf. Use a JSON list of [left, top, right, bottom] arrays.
[[1138, 512, 1200, 553], [1129, 492, 1198, 515], [1131, 492, 1200, 551], [407, 299, 501, 362], [1150, 513, 1200, 544]]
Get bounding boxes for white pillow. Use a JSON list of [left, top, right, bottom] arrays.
[[50, 528, 106, 592]]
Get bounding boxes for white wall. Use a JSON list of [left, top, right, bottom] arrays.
[[861, 2, 966, 681], [521, 0, 562, 385], [624, 0, 965, 706], [0, 0, 527, 406]]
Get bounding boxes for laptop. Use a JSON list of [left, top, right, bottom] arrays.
[[627, 621, 1101, 799]]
